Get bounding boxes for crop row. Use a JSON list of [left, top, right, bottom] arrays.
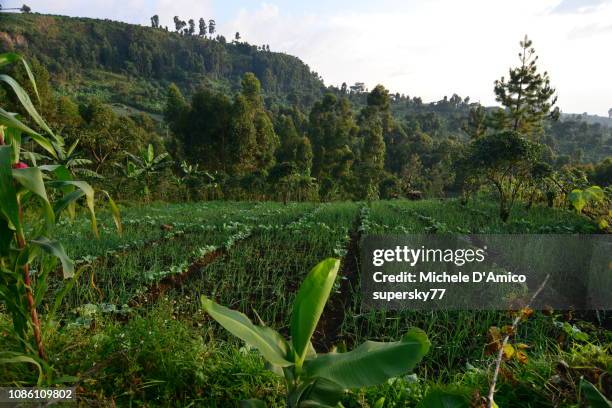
[[363, 200, 595, 234], [54, 201, 260, 261], [338, 200, 580, 381], [56, 202, 312, 267], [57, 203, 315, 315], [169, 202, 360, 339]]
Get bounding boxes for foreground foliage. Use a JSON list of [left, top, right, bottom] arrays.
[[0, 200, 607, 406], [0, 52, 118, 380], [202, 258, 431, 407]]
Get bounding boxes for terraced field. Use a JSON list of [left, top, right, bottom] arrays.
[[0, 199, 608, 407]]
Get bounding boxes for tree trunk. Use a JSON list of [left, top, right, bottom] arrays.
[[546, 191, 555, 208], [500, 206, 510, 222]]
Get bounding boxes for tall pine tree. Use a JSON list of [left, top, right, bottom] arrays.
[[493, 35, 559, 139]]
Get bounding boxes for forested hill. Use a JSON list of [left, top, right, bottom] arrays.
[[0, 13, 325, 113], [1, 12, 610, 168]]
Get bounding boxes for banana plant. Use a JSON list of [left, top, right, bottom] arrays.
[[0, 53, 120, 373], [52, 139, 102, 179], [201, 258, 430, 407], [122, 144, 171, 200], [124, 144, 170, 174], [568, 185, 604, 213], [176, 161, 215, 201]]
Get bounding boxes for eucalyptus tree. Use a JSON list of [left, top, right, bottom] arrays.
[[308, 94, 358, 198], [198, 18, 207, 37], [275, 114, 313, 176], [229, 73, 279, 176], [173, 16, 186, 33]]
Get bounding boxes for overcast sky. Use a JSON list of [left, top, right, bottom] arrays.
[[6, 0, 612, 115]]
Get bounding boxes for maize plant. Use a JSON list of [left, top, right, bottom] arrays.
[[0, 52, 120, 375]]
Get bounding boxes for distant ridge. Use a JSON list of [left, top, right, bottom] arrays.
[[561, 112, 612, 127], [0, 12, 325, 113]]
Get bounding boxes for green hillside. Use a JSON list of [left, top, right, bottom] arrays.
[[0, 12, 325, 113], [0, 12, 610, 184]]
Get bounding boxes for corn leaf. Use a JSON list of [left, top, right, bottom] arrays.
[[0, 74, 55, 139], [0, 146, 20, 231], [30, 237, 74, 279], [101, 190, 123, 235], [0, 352, 43, 386], [12, 166, 54, 227], [53, 189, 84, 218], [48, 180, 98, 238], [4, 126, 21, 163], [0, 52, 40, 101], [0, 107, 39, 135]]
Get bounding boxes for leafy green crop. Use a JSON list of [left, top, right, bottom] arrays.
[[202, 258, 430, 407]]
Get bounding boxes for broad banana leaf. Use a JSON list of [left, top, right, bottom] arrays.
[[417, 389, 470, 408], [291, 258, 340, 366], [580, 379, 611, 408], [303, 328, 430, 389], [201, 296, 293, 367]]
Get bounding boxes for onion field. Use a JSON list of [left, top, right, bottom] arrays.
[[2, 199, 607, 407]]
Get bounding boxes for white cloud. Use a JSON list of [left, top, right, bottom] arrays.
[[568, 23, 612, 39], [550, 0, 611, 14], [226, 0, 612, 116]]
